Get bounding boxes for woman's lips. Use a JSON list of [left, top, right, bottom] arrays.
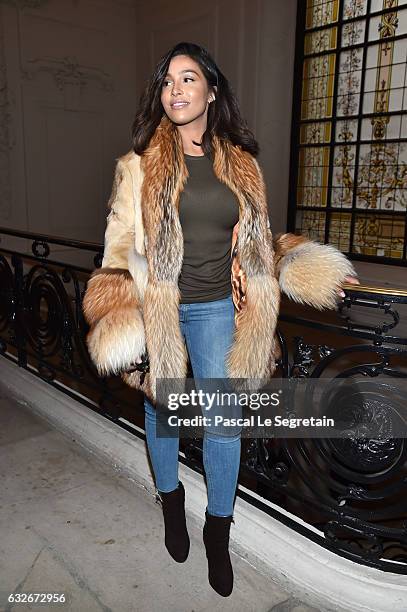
[[171, 102, 189, 109]]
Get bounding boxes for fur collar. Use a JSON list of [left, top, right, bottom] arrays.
[[138, 115, 280, 398]]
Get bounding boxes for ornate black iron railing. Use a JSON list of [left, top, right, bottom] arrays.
[[0, 226, 406, 574]]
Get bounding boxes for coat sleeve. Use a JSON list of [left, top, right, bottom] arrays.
[[82, 158, 146, 376], [272, 231, 358, 310]]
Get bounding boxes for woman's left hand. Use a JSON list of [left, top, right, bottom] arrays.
[[337, 275, 361, 297]]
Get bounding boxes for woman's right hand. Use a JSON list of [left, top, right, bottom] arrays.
[[125, 351, 150, 374]]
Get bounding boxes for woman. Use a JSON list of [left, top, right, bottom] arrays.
[[82, 41, 359, 597]]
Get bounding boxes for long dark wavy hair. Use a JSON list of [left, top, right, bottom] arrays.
[[132, 41, 259, 157]]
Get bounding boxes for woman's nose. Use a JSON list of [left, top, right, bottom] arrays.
[[171, 82, 183, 96]]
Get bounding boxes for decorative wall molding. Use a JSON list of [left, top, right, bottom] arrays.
[[0, 46, 13, 154], [21, 55, 114, 92], [0, 8, 13, 220], [1, 0, 49, 9]]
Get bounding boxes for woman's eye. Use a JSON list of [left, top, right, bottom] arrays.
[[163, 77, 194, 87]]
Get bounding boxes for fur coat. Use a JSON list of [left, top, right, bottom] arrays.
[[82, 114, 356, 403]]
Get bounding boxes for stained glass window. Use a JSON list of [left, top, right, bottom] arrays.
[[290, 0, 407, 263]]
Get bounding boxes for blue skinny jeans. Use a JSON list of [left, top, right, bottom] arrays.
[[144, 294, 242, 517]]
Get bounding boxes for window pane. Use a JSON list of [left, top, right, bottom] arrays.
[[343, 0, 367, 20], [291, 0, 407, 263], [304, 27, 338, 55], [352, 213, 405, 257], [335, 119, 358, 142], [297, 147, 330, 207], [332, 145, 357, 208], [356, 143, 407, 211], [328, 212, 352, 250], [306, 0, 340, 29], [296, 210, 327, 241], [342, 19, 366, 46], [368, 8, 407, 42]]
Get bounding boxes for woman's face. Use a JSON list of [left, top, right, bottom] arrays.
[[161, 54, 215, 126]]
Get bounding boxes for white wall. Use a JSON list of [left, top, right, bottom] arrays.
[[0, 0, 137, 261]]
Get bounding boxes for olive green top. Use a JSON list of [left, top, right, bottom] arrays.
[[178, 152, 240, 303]]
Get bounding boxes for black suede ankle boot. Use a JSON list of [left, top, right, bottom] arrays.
[[155, 480, 190, 563], [203, 509, 234, 597]]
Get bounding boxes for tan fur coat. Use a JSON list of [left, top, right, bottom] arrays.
[[82, 115, 356, 403]]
